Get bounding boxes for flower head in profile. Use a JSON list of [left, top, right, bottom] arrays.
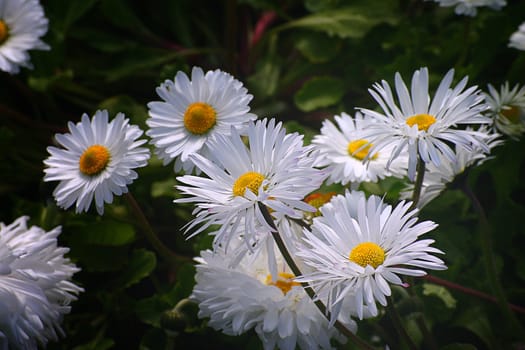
[[146, 66, 257, 173], [312, 112, 407, 186], [360, 67, 491, 181], [509, 22, 525, 51], [0, 0, 49, 74], [175, 118, 325, 254], [297, 191, 446, 322], [400, 127, 502, 208], [427, 0, 506, 16], [191, 240, 347, 350], [0, 216, 82, 349], [484, 82, 525, 139], [44, 110, 150, 215]]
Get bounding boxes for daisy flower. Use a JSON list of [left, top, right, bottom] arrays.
[[43, 110, 150, 215], [427, 0, 506, 16], [312, 112, 407, 186], [0, 216, 82, 349], [360, 67, 491, 181], [400, 127, 502, 208], [0, 0, 49, 74], [146, 66, 257, 173], [296, 191, 446, 322], [509, 22, 525, 51], [191, 239, 349, 350], [175, 118, 325, 255], [484, 82, 525, 138]]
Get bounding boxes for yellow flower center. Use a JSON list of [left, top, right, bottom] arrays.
[[406, 113, 436, 131], [232, 171, 265, 197], [347, 139, 377, 160], [304, 192, 336, 217], [501, 106, 521, 124], [266, 272, 300, 295], [79, 145, 111, 176], [349, 242, 385, 268], [0, 20, 9, 45], [183, 102, 217, 134]]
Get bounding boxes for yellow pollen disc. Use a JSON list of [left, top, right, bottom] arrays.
[[0, 20, 8, 44], [266, 272, 300, 295], [347, 139, 377, 160], [79, 145, 111, 176], [501, 106, 520, 124], [349, 242, 385, 268], [183, 102, 217, 135], [406, 113, 436, 132], [305, 192, 336, 217], [232, 171, 265, 197]]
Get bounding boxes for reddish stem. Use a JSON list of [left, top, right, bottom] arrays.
[[251, 11, 277, 47], [423, 275, 525, 314]]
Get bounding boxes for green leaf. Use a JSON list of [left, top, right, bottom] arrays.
[[73, 220, 136, 246], [422, 283, 457, 309], [73, 338, 115, 350], [294, 76, 344, 111], [278, 2, 399, 39], [115, 249, 157, 289], [64, 1, 100, 31], [294, 31, 341, 63]]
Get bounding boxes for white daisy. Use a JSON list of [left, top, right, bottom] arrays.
[[296, 191, 446, 323], [484, 82, 525, 139], [146, 66, 257, 173], [427, 0, 506, 16], [0, 216, 82, 350], [509, 22, 525, 51], [43, 110, 150, 215], [191, 239, 348, 350], [175, 118, 325, 255], [0, 0, 49, 74], [312, 112, 408, 186], [360, 67, 491, 181], [400, 127, 502, 208]]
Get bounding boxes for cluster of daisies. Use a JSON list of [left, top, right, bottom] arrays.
[[1, 0, 525, 349], [40, 64, 524, 350]]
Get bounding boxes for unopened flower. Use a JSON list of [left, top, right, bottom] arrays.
[[44, 110, 150, 214], [0, 0, 49, 74], [0, 216, 82, 349], [147, 66, 257, 173], [509, 22, 525, 51], [484, 82, 525, 138], [360, 67, 490, 181], [297, 191, 446, 322]]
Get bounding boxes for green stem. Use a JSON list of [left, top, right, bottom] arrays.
[[257, 202, 376, 350], [409, 157, 426, 211], [125, 192, 190, 265], [386, 296, 418, 350], [461, 182, 525, 338]]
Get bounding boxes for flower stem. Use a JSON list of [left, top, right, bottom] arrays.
[[125, 192, 190, 265], [386, 296, 418, 350], [461, 182, 525, 337], [409, 157, 426, 211], [257, 202, 376, 350]]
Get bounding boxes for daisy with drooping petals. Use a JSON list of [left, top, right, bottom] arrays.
[[400, 127, 502, 208], [360, 67, 491, 181], [427, 0, 506, 16], [296, 191, 446, 323], [484, 82, 525, 139], [509, 22, 525, 51], [146, 66, 257, 173], [191, 239, 349, 350], [0, 216, 82, 350], [175, 118, 325, 256], [312, 112, 407, 186], [0, 0, 49, 74], [43, 110, 150, 215]]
